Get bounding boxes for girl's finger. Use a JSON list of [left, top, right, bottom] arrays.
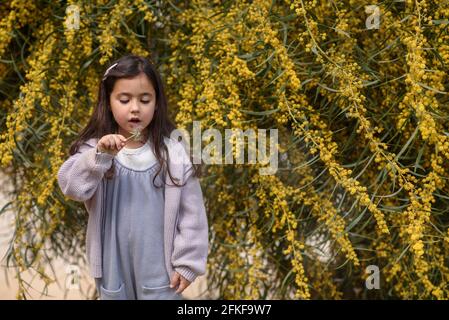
[[113, 135, 122, 150], [176, 279, 188, 294], [117, 134, 127, 143], [110, 136, 118, 151], [108, 136, 115, 150], [170, 273, 180, 288], [101, 139, 107, 150], [118, 135, 126, 146]]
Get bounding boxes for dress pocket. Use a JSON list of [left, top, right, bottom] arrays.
[[141, 284, 184, 300], [100, 283, 127, 300]]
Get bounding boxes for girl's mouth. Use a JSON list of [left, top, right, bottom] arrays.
[[128, 119, 141, 124]]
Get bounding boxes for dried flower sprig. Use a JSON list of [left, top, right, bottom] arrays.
[[125, 125, 143, 142]]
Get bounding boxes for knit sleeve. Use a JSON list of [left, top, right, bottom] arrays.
[[57, 143, 114, 202], [171, 172, 209, 283]]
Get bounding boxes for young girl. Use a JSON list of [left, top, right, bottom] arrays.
[[57, 54, 209, 300]]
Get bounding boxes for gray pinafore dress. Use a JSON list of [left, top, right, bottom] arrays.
[[94, 154, 183, 300]]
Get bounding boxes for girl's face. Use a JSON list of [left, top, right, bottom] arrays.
[[109, 72, 156, 138]]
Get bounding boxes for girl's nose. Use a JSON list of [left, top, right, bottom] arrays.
[[130, 99, 139, 112]]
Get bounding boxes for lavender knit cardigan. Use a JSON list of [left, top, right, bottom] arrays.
[[57, 137, 209, 283]]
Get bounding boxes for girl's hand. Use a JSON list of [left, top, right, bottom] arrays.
[[170, 271, 191, 294], [97, 134, 127, 155]]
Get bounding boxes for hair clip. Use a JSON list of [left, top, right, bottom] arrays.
[[102, 62, 118, 81]]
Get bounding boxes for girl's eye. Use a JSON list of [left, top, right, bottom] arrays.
[[119, 100, 150, 104]]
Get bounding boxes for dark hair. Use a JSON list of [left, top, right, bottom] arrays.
[[69, 54, 200, 187]]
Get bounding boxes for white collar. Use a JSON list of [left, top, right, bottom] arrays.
[[119, 137, 152, 155]]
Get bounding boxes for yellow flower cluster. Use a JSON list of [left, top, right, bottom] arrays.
[[394, 3, 448, 297], [135, 0, 157, 24], [254, 173, 311, 299], [0, 0, 36, 59], [98, 0, 134, 65], [0, 21, 57, 167]]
